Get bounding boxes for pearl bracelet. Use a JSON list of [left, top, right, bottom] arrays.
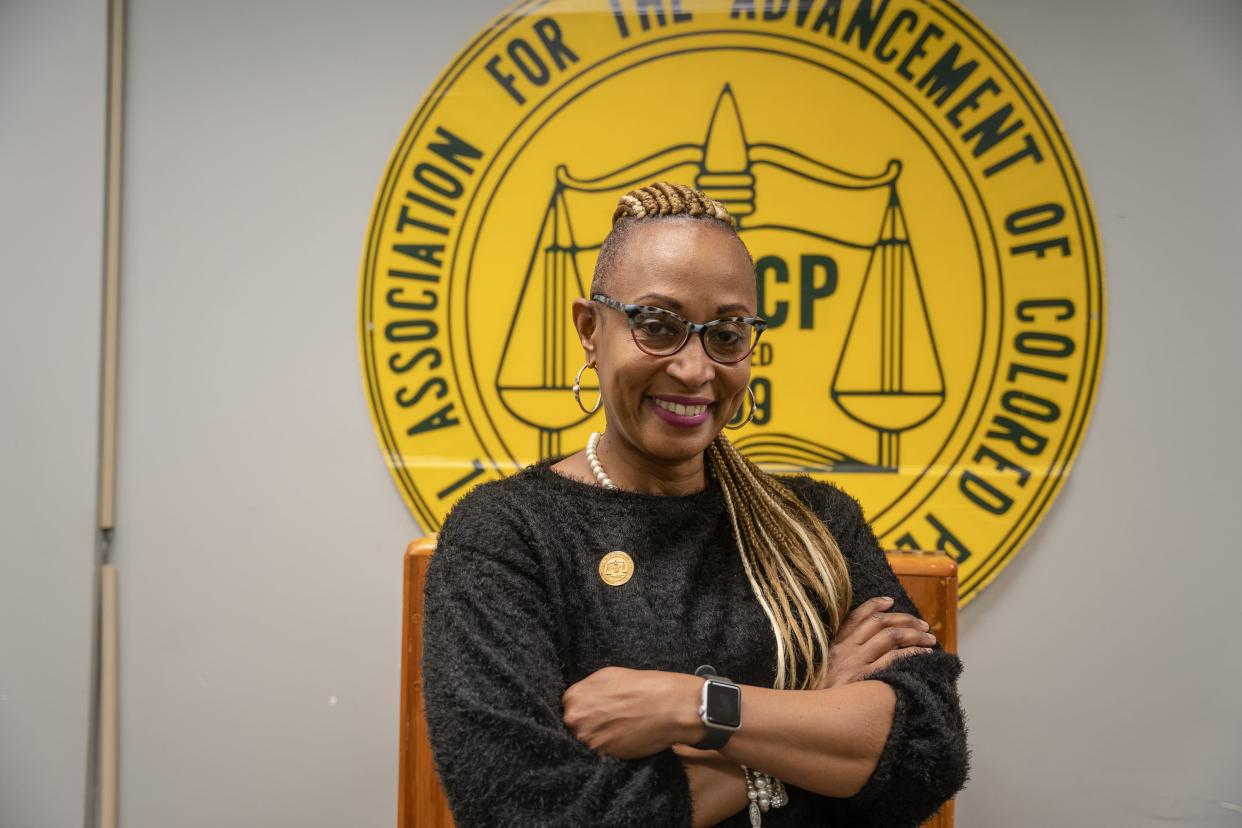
[[741, 765, 788, 825]]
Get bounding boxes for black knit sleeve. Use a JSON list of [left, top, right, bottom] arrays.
[[793, 479, 971, 828], [420, 483, 694, 828]]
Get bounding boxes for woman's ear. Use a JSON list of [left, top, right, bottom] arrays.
[[570, 297, 598, 361]]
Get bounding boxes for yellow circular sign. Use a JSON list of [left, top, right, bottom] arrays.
[[598, 551, 636, 587], [359, 0, 1105, 605]]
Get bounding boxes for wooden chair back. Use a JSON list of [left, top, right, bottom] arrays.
[[399, 536, 957, 828]]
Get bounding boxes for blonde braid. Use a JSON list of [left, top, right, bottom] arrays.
[[608, 182, 737, 229], [594, 181, 852, 691], [708, 434, 852, 690]]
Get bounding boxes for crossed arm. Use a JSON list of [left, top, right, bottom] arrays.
[[676, 678, 899, 826], [561, 593, 941, 826], [562, 671, 895, 826]]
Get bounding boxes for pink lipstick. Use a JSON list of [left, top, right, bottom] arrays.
[[647, 395, 713, 427]]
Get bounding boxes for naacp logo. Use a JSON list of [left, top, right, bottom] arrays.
[[359, 0, 1106, 604]]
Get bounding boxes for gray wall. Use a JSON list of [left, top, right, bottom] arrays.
[[2, 1, 1240, 826], [108, 2, 488, 825], [0, 2, 107, 827], [952, 2, 1242, 823]]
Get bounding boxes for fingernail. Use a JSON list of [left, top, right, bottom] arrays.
[[879, 596, 894, 605]]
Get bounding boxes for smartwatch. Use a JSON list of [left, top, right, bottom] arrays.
[[691, 664, 742, 750]]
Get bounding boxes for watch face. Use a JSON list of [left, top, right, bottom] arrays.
[[705, 681, 741, 728]]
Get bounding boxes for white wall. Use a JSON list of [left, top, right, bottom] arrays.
[[3, 1, 1240, 826], [108, 1, 499, 826], [0, 2, 107, 827], [954, 2, 1242, 824]]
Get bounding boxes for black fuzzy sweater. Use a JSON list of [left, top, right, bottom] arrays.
[[422, 459, 970, 827]]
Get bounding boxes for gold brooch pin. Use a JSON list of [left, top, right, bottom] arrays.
[[598, 551, 634, 586]]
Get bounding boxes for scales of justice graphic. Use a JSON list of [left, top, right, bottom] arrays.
[[495, 85, 946, 473]]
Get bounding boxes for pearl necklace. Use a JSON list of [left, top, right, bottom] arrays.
[[585, 431, 616, 490]]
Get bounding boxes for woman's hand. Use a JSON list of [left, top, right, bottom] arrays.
[[815, 596, 938, 690], [562, 667, 698, 760]]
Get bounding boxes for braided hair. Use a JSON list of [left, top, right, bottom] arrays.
[[591, 182, 748, 297], [592, 181, 852, 691]]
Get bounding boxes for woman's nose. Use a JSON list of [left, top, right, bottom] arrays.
[[665, 333, 717, 388]]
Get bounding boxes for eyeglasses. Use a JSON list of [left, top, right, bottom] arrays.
[[591, 294, 767, 364]]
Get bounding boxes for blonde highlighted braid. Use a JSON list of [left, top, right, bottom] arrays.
[[613, 181, 735, 227], [595, 181, 853, 691]]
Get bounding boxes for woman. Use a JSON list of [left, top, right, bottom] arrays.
[[422, 182, 969, 827]]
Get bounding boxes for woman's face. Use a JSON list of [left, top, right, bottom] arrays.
[[576, 218, 758, 467]]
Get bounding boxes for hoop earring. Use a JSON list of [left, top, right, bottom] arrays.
[[724, 384, 757, 430], [573, 361, 603, 414]]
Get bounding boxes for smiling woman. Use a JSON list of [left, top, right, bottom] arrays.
[[567, 213, 760, 482], [421, 181, 969, 827]]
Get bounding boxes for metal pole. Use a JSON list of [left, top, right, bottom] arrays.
[[99, 0, 125, 533], [89, 0, 127, 825]]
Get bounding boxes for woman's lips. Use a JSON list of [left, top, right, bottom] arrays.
[[647, 395, 713, 427]]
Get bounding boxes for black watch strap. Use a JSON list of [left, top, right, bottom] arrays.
[[692, 721, 734, 750], [692, 664, 740, 750]]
